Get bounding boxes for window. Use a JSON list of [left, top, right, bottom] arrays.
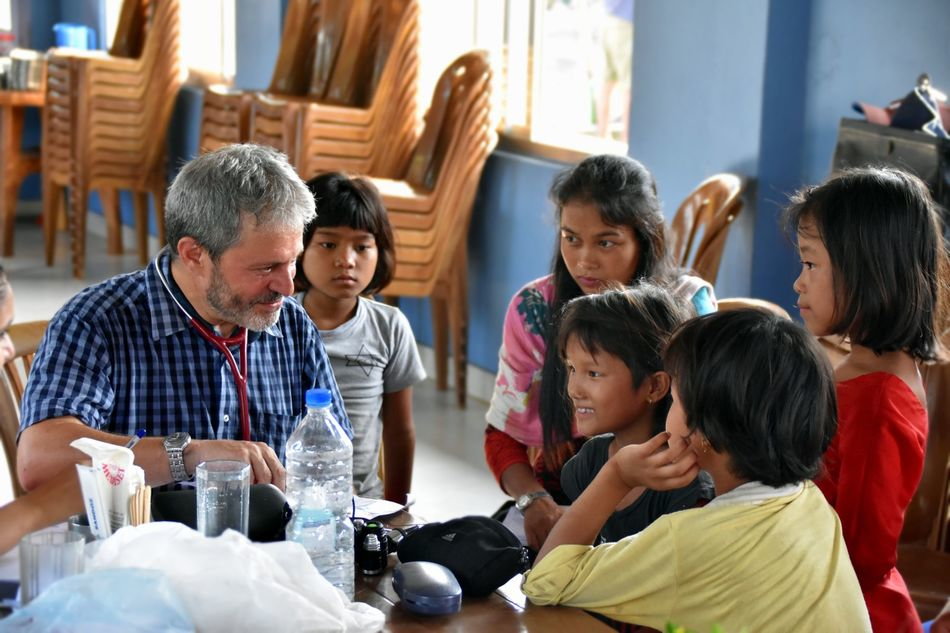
[[103, 0, 235, 84], [418, 0, 633, 158]]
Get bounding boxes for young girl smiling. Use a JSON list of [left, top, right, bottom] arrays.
[[558, 284, 713, 541]]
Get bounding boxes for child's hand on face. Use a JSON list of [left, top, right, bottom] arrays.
[[609, 431, 700, 491]]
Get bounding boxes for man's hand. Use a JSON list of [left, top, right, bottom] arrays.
[[610, 432, 699, 491], [523, 495, 564, 550], [186, 440, 286, 491]]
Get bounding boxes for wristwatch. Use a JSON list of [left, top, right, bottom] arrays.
[[515, 491, 551, 514], [163, 432, 192, 482]]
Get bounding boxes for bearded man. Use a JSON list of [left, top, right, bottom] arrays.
[[18, 144, 349, 491]]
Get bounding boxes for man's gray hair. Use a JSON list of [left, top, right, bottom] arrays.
[[165, 144, 316, 259]]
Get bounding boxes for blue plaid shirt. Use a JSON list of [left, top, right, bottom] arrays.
[[20, 252, 350, 461]]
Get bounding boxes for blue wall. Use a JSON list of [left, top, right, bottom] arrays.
[[632, 0, 950, 315], [630, 0, 769, 300]]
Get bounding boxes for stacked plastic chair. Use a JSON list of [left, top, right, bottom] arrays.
[[42, 0, 182, 278], [199, 0, 324, 153], [249, 0, 421, 180], [42, 0, 151, 267], [667, 173, 743, 285], [371, 51, 495, 406]]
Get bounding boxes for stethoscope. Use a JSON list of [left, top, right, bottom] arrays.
[[154, 256, 252, 442]]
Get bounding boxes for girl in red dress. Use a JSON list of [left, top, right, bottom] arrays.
[[787, 167, 948, 633]]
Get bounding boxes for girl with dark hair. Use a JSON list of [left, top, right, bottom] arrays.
[[558, 284, 713, 542], [484, 154, 715, 549], [524, 309, 870, 632], [295, 173, 425, 504], [788, 167, 948, 633]]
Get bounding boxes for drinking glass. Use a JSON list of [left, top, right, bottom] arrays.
[[196, 460, 250, 537], [19, 531, 85, 605]]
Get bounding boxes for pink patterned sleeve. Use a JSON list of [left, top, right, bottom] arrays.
[[485, 279, 552, 448]]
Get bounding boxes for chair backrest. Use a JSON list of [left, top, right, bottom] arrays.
[[108, 0, 149, 58], [0, 321, 48, 499], [307, 0, 351, 99], [267, 0, 322, 96], [716, 297, 792, 320], [79, 0, 181, 175], [668, 174, 743, 285], [366, 0, 414, 100], [902, 358, 950, 550], [404, 51, 491, 191]]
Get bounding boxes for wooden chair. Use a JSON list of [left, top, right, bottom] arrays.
[[41, 0, 152, 267], [715, 297, 791, 319], [248, 0, 359, 160], [43, 0, 182, 278], [199, 0, 323, 153], [370, 51, 495, 406], [291, 0, 421, 179], [897, 356, 950, 621], [668, 174, 743, 285], [249, 0, 421, 180], [0, 321, 47, 500]]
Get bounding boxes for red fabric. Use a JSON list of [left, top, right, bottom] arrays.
[[816, 373, 927, 633], [484, 426, 531, 488]]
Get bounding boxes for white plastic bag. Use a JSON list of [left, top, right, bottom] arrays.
[[88, 523, 384, 633]]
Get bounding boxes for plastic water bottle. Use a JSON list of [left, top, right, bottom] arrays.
[[285, 388, 354, 598]]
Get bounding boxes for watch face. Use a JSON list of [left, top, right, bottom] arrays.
[[165, 432, 191, 448]]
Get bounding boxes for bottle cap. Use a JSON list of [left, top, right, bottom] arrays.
[[305, 388, 332, 408]]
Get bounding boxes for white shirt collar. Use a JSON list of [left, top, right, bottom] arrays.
[[705, 480, 804, 508]]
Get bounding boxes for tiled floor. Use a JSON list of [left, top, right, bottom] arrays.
[[2, 210, 508, 520]]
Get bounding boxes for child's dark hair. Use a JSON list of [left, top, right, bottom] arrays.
[[556, 283, 690, 434], [784, 166, 948, 361], [663, 309, 837, 487], [295, 172, 396, 295], [539, 155, 675, 459]]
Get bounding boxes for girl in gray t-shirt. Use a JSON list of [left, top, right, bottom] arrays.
[[295, 173, 425, 503]]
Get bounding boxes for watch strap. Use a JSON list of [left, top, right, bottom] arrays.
[[164, 434, 191, 482], [167, 446, 188, 482], [517, 490, 551, 513]]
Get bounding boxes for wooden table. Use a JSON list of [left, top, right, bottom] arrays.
[[358, 513, 615, 632], [0, 89, 44, 256]]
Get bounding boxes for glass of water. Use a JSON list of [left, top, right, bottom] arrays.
[[196, 460, 250, 537]]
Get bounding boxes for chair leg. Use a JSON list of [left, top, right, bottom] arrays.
[[99, 189, 123, 255], [0, 167, 17, 258], [41, 178, 63, 266], [132, 191, 149, 265], [432, 295, 449, 391], [69, 184, 88, 278], [449, 247, 469, 408]]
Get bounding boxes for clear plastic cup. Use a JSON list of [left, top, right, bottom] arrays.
[[18, 531, 85, 605], [196, 460, 250, 537]]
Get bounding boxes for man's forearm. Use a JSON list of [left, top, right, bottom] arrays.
[[17, 418, 176, 490]]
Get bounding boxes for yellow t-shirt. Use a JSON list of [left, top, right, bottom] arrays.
[[523, 481, 870, 632]]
